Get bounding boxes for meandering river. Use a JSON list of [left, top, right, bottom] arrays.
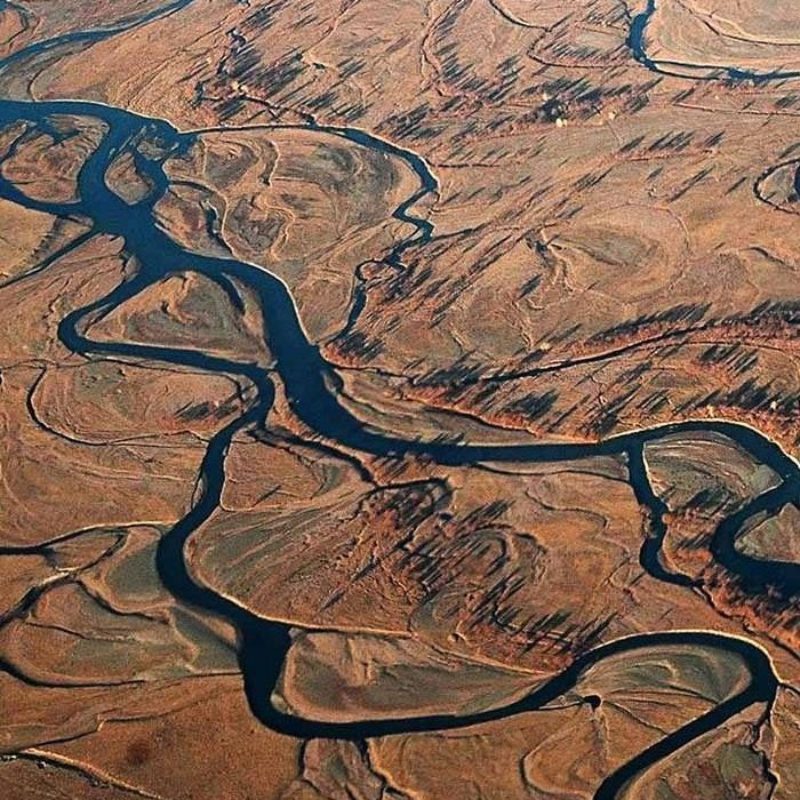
[[0, 6, 797, 797]]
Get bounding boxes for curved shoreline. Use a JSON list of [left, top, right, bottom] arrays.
[[0, 8, 797, 789], [0, 93, 792, 797], [627, 0, 800, 82]]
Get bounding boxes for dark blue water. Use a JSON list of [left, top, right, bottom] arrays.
[[0, 5, 795, 796], [628, 0, 800, 82], [0, 91, 790, 800], [0, 0, 195, 71]]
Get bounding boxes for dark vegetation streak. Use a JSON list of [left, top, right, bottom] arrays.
[[0, 9, 796, 797], [0, 92, 791, 799]]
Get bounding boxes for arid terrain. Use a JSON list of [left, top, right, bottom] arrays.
[[1, 1, 800, 798]]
